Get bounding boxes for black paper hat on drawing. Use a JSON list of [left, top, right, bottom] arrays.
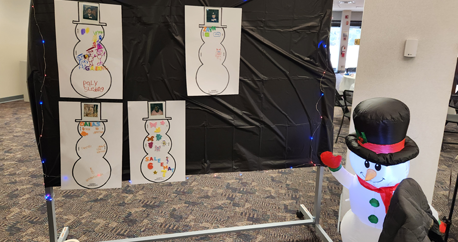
[[76, 102, 107, 122], [199, 7, 226, 28], [73, 2, 106, 26], [345, 97, 419, 166], [143, 101, 171, 121]]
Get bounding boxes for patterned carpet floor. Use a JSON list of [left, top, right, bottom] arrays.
[[1, 100, 458, 242]]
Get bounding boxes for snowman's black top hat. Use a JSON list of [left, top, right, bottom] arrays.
[[345, 97, 419, 166]]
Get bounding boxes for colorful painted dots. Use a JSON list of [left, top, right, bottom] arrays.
[[80, 27, 90, 35]]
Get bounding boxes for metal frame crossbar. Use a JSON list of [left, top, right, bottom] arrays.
[[46, 166, 332, 242]]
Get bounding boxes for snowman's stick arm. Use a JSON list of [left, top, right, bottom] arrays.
[[330, 166, 354, 189]]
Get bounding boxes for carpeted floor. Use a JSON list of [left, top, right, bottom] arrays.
[[1, 100, 457, 242]]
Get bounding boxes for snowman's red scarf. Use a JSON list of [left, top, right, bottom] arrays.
[[357, 176, 399, 213]]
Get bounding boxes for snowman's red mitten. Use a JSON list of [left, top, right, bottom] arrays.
[[439, 220, 447, 233], [320, 151, 342, 172]]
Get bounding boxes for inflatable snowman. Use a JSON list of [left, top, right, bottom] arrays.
[[73, 102, 111, 189], [196, 7, 229, 95], [321, 97, 420, 241], [140, 102, 176, 183], [71, 2, 111, 98]]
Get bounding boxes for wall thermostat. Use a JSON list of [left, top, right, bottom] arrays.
[[404, 39, 418, 57]]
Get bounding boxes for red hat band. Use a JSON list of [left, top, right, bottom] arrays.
[[357, 139, 405, 154]]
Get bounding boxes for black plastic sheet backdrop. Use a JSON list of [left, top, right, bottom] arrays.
[[27, 0, 336, 187]]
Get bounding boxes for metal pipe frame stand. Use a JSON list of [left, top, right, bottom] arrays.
[[45, 187, 69, 242], [45, 166, 332, 242]]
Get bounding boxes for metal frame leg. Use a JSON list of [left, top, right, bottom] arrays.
[[314, 166, 333, 242], [45, 187, 57, 242], [315, 166, 324, 225], [335, 115, 345, 143], [45, 187, 69, 242]]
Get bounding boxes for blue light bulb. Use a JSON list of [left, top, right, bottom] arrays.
[[318, 40, 325, 48], [44, 194, 52, 201]]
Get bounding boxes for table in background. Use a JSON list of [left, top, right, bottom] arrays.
[[338, 74, 356, 94]]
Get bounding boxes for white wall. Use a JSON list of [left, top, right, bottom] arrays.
[[0, 0, 30, 99], [339, 0, 458, 220]]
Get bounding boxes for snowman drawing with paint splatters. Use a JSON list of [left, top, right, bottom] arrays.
[[140, 102, 176, 183], [70, 2, 111, 98], [73, 102, 111, 189], [195, 7, 229, 95], [320, 98, 424, 241]]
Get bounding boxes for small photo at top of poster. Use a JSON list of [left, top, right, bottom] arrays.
[[55, 0, 123, 99], [128, 101, 186, 184], [185, 6, 242, 96], [59, 101, 123, 190]]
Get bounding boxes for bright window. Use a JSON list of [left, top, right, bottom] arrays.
[[346, 27, 361, 69], [329, 26, 361, 71], [330, 27, 341, 71]]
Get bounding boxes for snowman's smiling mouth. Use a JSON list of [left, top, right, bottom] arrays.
[[371, 178, 385, 183]]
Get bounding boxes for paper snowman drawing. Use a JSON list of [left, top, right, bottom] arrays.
[[320, 98, 420, 241], [70, 2, 111, 98], [185, 6, 241, 96], [73, 102, 111, 188], [195, 7, 229, 95], [140, 102, 176, 183]]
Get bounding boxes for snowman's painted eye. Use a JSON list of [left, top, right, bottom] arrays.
[[364, 160, 369, 168], [375, 164, 381, 171]]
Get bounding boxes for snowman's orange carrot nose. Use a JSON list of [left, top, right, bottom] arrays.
[[365, 169, 377, 181]]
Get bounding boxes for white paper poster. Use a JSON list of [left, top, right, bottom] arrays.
[[55, 0, 123, 99], [185, 6, 242, 96], [128, 101, 186, 184], [59, 102, 123, 189]]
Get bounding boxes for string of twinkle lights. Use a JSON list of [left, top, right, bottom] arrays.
[[291, 39, 332, 169], [309, 40, 332, 167], [31, 0, 56, 202]]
